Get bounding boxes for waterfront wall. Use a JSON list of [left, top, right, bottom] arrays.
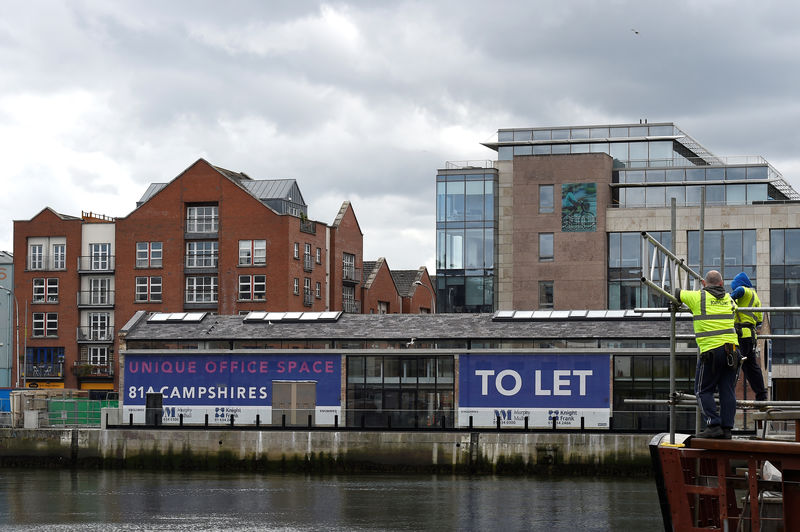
[[0, 428, 654, 475]]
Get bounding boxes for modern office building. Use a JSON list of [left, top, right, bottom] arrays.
[[12, 159, 434, 393], [437, 122, 800, 393]]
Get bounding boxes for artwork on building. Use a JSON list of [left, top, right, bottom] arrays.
[[561, 183, 597, 232], [457, 354, 611, 429], [123, 353, 342, 425]]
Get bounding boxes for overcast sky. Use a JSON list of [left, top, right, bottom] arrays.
[[2, 1, 800, 271]]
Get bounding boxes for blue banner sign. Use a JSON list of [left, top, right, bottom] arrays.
[[124, 353, 341, 407], [460, 354, 610, 408]]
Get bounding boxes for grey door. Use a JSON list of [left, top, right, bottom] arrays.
[[272, 381, 317, 426]]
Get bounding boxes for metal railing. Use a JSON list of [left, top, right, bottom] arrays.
[[303, 290, 313, 307], [303, 254, 314, 272], [77, 255, 115, 272], [77, 326, 115, 342], [342, 266, 361, 284], [342, 299, 360, 313], [26, 254, 67, 271], [72, 361, 114, 378], [300, 219, 316, 234], [24, 362, 63, 378], [77, 290, 115, 306]]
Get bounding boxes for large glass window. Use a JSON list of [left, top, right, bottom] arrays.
[[186, 242, 218, 268], [539, 281, 554, 309], [185, 276, 218, 303], [608, 231, 672, 309], [770, 229, 800, 363], [28, 244, 43, 270], [136, 242, 162, 268], [239, 240, 266, 266], [688, 230, 757, 285], [90, 243, 111, 270], [52, 244, 66, 270], [187, 205, 218, 233], [445, 181, 464, 222], [135, 276, 162, 302], [239, 275, 266, 301]]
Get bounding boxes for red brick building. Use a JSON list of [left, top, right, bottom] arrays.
[[12, 159, 430, 393]]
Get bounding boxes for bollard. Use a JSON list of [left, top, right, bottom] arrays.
[[524, 416, 529, 430], [441, 415, 446, 429], [496, 416, 501, 430], [256, 414, 260, 428], [552, 416, 557, 430], [609, 416, 614, 430], [637, 416, 642, 431], [105, 412, 109, 428], [387, 415, 392, 429], [282, 414, 286, 428], [129, 413, 133, 426], [205, 413, 209, 428], [580, 416, 584, 430], [180, 413, 184, 427], [308, 414, 312, 428], [334, 414, 338, 428], [360, 414, 365, 428], [414, 414, 419, 428], [230, 416, 235, 427]]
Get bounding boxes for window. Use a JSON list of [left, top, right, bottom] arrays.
[[343, 252, 356, 280], [539, 281, 554, 309], [33, 278, 58, 303], [186, 276, 217, 303], [90, 278, 111, 305], [135, 276, 162, 302], [293, 278, 300, 295], [52, 244, 65, 270], [539, 233, 554, 261], [136, 242, 162, 268], [89, 346, 109, 366], [33, 312, 58, 337], [343, 285, 356, 311], [315, 282, 321, 299], [88, 312, 110, 340], [316, 248, 322, 264], [29, 244, 43, 270], [378, 301, 389, 314], [303, 278, 312, 306], [239, 275, 266, 301], [239, 240, 266, 266], [90, 243, 111, 270], [293, 243, 300, 259], [186, 205, 218, 233], [539, 185, 554, 213], [186, 242, 218, 268]]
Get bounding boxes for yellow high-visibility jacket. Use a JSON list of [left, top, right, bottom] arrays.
[[679, 289, 738, 353], [734, 287, 762, 339]]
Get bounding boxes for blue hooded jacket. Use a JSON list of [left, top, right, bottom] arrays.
[[730, 272, 753, 299]]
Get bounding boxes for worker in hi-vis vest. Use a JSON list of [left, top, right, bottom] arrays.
[[675, 270, 740, 439], [730, 271, 767, 402]]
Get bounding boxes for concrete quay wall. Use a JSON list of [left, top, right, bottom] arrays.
[[0, 429, 655, 475]]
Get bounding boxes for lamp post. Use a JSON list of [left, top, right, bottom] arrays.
[[0, 287, 19, 388], [413, 280, 436, 314]]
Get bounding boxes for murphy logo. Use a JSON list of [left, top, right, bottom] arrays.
[[494, 409, 513, 421]]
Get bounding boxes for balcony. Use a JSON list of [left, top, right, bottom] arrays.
[[342, 266, 361, 285], [300, 218, 316, 234], [77, 255, 115, 273], [303, 254, 314, 272], [77, 290, 115, 307], [303, 289, 313, 307], [72, 361, 114, 378], [26, 254, 67, 271], [343, 299, 361, 313], [77, 327, 115, 343], [24, 362, 63, 379]]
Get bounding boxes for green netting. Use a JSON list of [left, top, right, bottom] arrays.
[[46, 399, 119, 426]]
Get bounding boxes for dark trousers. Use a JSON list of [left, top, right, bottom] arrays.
[[739, 336, 767, 401], [695, 345, 737, 428]]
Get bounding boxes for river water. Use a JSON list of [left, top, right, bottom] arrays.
[[0, 470, 663, 531]]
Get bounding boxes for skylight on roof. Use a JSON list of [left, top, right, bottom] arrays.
[[242, 311, 343, 323], [147, 312, 207, 323]]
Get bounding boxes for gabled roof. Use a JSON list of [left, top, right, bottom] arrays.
[[133, 159, 307, 211], [391, 268, 425, 297], [16, 206, 81, 223], [331, 200, 364, 235], [362, 260, 379, 288]]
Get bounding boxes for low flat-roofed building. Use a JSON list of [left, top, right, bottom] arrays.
[[119, 309, 712, 431]]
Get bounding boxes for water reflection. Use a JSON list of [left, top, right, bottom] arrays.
[[0, 470, 662, 530]]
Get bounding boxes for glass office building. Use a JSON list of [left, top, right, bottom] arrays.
[[435, 165, 497, 313]]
